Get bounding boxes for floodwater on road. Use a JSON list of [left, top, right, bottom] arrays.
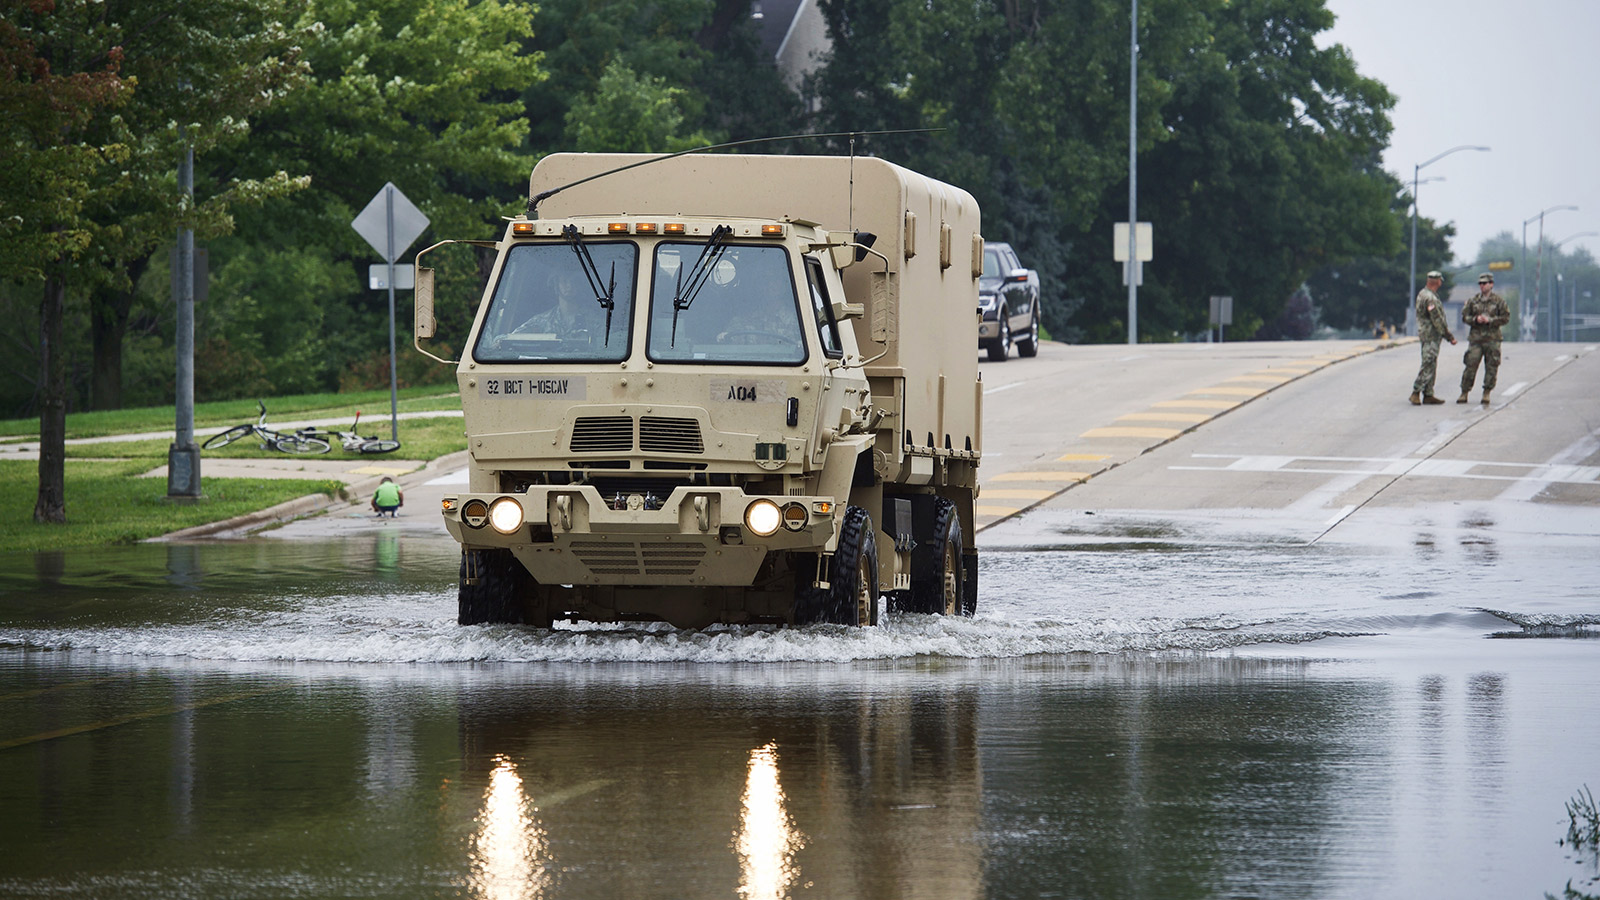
[[1, 528, 1597, 900]]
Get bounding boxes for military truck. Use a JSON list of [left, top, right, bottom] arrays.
[[414, 152, 982, 629]]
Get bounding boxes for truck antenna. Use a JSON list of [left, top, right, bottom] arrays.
[[526, 128, 941, 217]]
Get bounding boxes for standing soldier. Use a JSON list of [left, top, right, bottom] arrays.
[[1410, 270, 1457, 405], [1458, 272, 1511, 405]]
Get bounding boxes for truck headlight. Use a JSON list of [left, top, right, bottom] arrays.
[[781, 502, 808, 531], [744, 499, 782, 537], [489, 497, 524, 534], [461, 499, 489, 528]]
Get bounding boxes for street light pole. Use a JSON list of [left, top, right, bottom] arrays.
[[1521, 205, 1578, 341], [1407, 145, 1490, 336], [1126, 0, 1139, 345], [1549, 230, 1598, 342]]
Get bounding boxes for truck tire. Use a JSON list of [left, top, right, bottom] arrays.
[[825, 506, 880, 627], [910, 498, 966, 615], [986, 313, 1010, 362], [458, 548, 548, 626], [1016, 307, 1040, 358]]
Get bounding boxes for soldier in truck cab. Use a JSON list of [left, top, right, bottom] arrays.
[[511, 269, 602, 342]]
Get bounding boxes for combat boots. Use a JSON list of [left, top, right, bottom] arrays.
[[1457, 391, 1470, 404], [1481, 389, 1491, 405], [1423, 394, 1445, 405], [1409, 391, 1421, 406]]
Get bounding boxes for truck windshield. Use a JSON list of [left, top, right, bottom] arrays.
[[473, 242, 637, 363], [647, 243, 806, 364]]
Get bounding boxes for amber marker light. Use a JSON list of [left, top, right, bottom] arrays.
[[760, 224, 786, 237], [511, 222, 536, 235], [608, 222, 630, 234], [441, 498, 457, 511], [664, 223, 686, 234], [634, 222, 658, 234]]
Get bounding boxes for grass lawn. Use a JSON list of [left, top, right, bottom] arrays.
[[0, 460, 342, 553], [0, 385, 462, 442], [66, 415, 468, 462]]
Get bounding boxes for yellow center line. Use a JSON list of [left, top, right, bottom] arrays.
[[992, 470, 1091, 482], [1151, 399, 1238, 410], [1187, 386, 1267, 397], [980, 488, 1056, 500], [1057, 453, 1110, 461], [0, 685, 295, 752], [976, 505, 1022, 516], [1220, 375, 1291, 384], [1080, 426, 1181, 439], [1116, 412, 1212, 424]]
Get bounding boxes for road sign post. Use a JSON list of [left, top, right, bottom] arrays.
[[352, 183, 429, 441], [1209, 295, 1233, 343]]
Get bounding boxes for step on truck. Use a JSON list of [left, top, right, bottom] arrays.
[[414, 152, 983, 628]]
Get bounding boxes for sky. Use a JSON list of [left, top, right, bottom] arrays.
[[1321, 0, 1600, 268]]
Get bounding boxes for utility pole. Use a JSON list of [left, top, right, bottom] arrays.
[[167, 128, 201, 500], [1126, 0, 1139, 345]]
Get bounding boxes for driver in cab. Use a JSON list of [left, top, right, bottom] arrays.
[[508, 270, 602, 344]]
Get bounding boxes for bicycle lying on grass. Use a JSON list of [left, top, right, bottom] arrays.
[[201, 402, 400, 455], [290, 411, 401, 455]]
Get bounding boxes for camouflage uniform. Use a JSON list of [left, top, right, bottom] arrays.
[[1460, 289, 1510, 393], [1412, 286, 1455, 396]]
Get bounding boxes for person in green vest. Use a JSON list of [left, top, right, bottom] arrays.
[[371, 476, 403, 517]]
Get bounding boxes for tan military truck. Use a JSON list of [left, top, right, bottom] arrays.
[[414, 152, 982, 628]]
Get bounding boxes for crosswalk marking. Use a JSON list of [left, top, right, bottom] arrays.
[[1081, 425, 1182, 439]]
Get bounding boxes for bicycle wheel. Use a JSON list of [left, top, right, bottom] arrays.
[[272, 435, 331, 455], [202, 424, 256, 450], [357, 439, 402, 454]]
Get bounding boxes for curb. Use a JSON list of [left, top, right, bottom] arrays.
[[148, 449, 470, 542]]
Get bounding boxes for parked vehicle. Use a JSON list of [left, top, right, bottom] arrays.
[[414, 152, 984, 629], [977, 241, 1040, 361]]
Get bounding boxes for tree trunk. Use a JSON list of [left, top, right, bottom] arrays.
[[35, 273, 67, 524]]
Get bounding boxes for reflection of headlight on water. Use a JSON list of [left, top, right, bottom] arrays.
[[737, 742, 804, 900], [472, 755, 552, 900]]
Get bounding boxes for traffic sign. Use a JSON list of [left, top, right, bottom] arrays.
[[352, 183, 429, 263], [1488, 260, 1513, 271]]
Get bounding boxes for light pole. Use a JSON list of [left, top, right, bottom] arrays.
[[1549, 230, 1597, 341], [1521, 205, 1578, 341], [1407, 145, 1489, 336]]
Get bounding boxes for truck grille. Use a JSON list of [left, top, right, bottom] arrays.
[[570, 541, 707, 577], [571, 416, 634, 453], [639, 416, 704, 454]]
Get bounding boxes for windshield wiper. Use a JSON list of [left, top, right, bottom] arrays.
[[563, 224, 617, 345], [670, 224, 731, 346]]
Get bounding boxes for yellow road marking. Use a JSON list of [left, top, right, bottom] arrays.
[[1151, 399, 1238, 409], [976, 505, 1021, 516], [0, 685, 295, 751], [992, 470, 1091, 482], [1057, 452, 1110, 461], [1116, 412, 1212, 424], [1220, 375, 1291, 384], [1187, 386, 1266, 397], [981, 488, 1056, 500], [1081, 426, 1181, 439]]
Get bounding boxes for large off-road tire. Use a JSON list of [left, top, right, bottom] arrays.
[[1016, 307, 1040, 358], [458, 548, 548, 626], [910, 498, 969, 616], [824, 506, 880, 627], [986, 313, 1011, 362]]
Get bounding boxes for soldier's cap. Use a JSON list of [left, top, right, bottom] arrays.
[[1425, 270, 1443, 279], [1478, 273, 1494, 283]]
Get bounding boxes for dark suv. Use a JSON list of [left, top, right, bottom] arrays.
[[977, 241, 1040, 361]]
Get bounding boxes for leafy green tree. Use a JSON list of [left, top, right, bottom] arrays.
[[0, 0, 132, 521], [202, 0, 541, 397], [565, 58, 714, 152]]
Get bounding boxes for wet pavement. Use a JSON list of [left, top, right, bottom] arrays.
[[2, 340, 1598, 898]]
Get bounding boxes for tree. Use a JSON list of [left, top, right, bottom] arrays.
[[2, 0, 132, 522]]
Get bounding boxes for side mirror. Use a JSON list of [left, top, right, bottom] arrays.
[[415, 266, 436, 338], [1005, 267, 1029, 284], [829, 243, 856, 270]]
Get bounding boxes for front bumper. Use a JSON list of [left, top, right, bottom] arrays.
[[442, 485, 840, 586]]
